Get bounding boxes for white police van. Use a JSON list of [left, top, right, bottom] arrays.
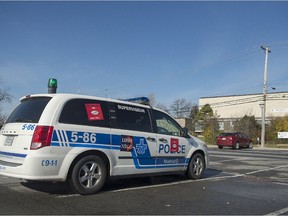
[[0, 79, 209, 194]]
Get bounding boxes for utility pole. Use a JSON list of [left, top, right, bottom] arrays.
[[260, 45, 271, 148]]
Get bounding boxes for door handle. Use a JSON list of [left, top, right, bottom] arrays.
[[159, 138, 168, 143], [147, 137, 156, 142]]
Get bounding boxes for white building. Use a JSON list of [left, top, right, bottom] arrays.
[[199, 92, 288, 131]]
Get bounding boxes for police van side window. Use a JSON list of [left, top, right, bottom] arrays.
[[59, 99, 109, 127], [152, 110, 182, 137], [113, 103, 152, 132]]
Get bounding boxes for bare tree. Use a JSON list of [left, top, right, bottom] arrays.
[[170, 98, 192, 118], [155, 102, 169, 113], [146, 93, 169, 112], [0, 78, 13, 126], [147, 93, 156, 106], [0, 88, 12, 103]]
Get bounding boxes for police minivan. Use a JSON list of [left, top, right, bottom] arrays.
[[0, 79, 209, 194]]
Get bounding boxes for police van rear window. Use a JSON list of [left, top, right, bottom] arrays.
[[6, 97, 51, 123]]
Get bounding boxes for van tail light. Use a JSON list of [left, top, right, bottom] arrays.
[[30, 126, 54, 150]]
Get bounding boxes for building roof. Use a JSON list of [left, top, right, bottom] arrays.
[[200, 91, 288, 99]]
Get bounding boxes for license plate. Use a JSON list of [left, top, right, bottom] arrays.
[[4, 136, 14, 146], [222, 137, 226, 140]]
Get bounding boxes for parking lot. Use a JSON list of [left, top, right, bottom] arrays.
[[0, 147, 288, 215]]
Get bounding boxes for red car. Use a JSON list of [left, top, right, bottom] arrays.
[[216, 132, 253, 150]]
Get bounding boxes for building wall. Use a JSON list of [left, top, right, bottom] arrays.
[[199, 92, 288, 132], [199, 92, 288, 120]]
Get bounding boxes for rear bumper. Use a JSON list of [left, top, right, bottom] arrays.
[[217, 142, 234, 147], [0, 153, 66, 181]]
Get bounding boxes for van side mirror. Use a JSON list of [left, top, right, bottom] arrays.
[[182, 127, 189, 138]]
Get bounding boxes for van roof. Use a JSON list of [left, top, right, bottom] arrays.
[[20, 93, 152, 109], [20, 93, 169, 116]]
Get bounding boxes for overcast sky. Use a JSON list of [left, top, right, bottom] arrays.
[[1, 1, 288, 114]]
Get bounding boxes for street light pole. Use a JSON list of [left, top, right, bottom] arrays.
[[260, 45, 271, 148]]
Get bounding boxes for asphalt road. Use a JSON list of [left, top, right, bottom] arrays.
[[0, 147, 288, 215]]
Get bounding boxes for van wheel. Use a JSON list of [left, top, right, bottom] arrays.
[[248, 142, 253, 149], [68, 155, 107, 195], [186, 153, 205, 180], [218, 146, 223, 149]]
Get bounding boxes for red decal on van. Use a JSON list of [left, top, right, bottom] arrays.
[[85, 104, 104, 121], [170, 138, 179, 153]]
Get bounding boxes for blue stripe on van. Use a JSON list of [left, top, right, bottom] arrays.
[[69, 143, 120, 150], [0, 151, 27, 158], [51, 130, 188, 169]]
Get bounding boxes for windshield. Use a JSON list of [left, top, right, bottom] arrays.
[[6, 97, 51, 123]]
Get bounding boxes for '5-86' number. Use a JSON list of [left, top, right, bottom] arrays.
[[71, 132, 97, 143], [22, 124, 35, 130]]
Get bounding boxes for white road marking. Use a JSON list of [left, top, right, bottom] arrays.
[[107, 164, 288, 194], [109, 174, 242, 193], [265, 207, 288, 216], [57, 194, 80, 198], [274, 182, 288, 186], [245, 165, 288, 175], [217, 157, 250, 163]]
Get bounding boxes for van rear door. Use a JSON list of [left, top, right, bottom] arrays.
[[0, 96, 51, 164]]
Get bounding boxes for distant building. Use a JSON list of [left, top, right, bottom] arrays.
[[199, 91, 288, 132], [176, 118, 192, 129]]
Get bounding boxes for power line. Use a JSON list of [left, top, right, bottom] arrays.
[[202, 92, 288, 109]]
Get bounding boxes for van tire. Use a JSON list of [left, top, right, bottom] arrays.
[[186, 153, 205, 180], [68, 155, 107, 195]]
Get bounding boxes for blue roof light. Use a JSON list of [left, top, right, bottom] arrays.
[[123, 97, 150, 105]]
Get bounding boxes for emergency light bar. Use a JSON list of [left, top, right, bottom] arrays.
[[48, 78, 57, 94], [123, 97, 150, 105]]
